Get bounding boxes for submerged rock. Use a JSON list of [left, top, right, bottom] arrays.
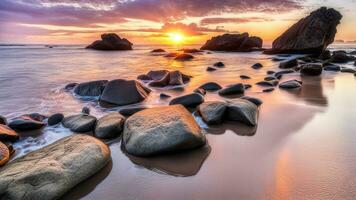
[[94, 113, 125, 139], [47, 113, 64, 126], [300, 63, 323, 76], [123, 105, 206, 156], [218, 83, 245, 96], [8, 116, 45, 131], [201, 33, 263, 52], [0, 135, 110, 199], [174, 53, 194, 61], [213, 62, 225, 68], [0, 125, 19, 142], [279, 80, 303, 89], [86, 33, 133, 50], [240, 75, 251, 79], [226, 99, 259, 126], [323, 63, 341, 71], [198, 101, 228, 125], [62, 114, 97, 133], [198, 82, 222, 91], [160, 93, 171, 99], [279, 59, 298, 69], [74, 80, 108, 97], [265, 7, 342, 54], [240, 96, 263, 106], [263, 88, 275, 93], [151, 49, 166, 53], [0, 141, 10, 167], [251, 63, 263, 69], [330, 51, 353, 63], [100, 79, 150, 106], [169, 93, 204, 107], [180, 48, 202, 53], [206, 67, 217, 72]]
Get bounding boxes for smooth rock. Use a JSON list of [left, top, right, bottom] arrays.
[[206, 67, 217, 72], [65, 82, 78, 90], [74, 80, 108, 97], [213, 62, 225, 68], [174, 53, 194, 61], [86, 33, 132, 50], [226, 99, 259, 126], [201, 33, 262, 52], [0, 124, 19, 142], [240, 75, 251, 79], [251, 63, 263, 69], [256, 80, 279, 87], [0, 135, 111, 199], [267, 70, 275, 75], [0, 116, 6, 125], [264, 76, 277, 81], [198, 82, 222, 91], [123, 105, 206, 156], [169, 71, 184, 85], [0, 141, 10, 167], [330, 51, 353, 63], [340, 68, 356, 73], [47, 113, 64, 126], [323, 63, 341, 71], [279, 59, 298, 69], [169, 93, 204, 107], [119, 107, 148, 117], [319, 50, 332, 60], [263, 88, 275, 93], [94, 113, 125, 139], [151, 49, 166, 53], [218, 83, 245, 96], [82, 107, 90, 114], [8, 116, 45, 131], [160, 93, 171, 99], [62, 114, 97, 133], [240, 96, 263, 106], [198, 101, 228, 125], [279, 80, 303, 89], [300, 63, 323, 76]]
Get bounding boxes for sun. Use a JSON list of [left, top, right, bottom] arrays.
[[168, 32, 184, 43]]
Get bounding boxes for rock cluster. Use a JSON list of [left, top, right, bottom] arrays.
[[86, 33, 133, 50], [137, 70, 191, 88]]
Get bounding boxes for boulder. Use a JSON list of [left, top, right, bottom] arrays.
[[198, 101, 228, 125], [240, 96, 263, 107], [151, 49, 166, 53], [94, 113, 125, 139], [323, 63, 341, 71], [119, 107, 148, 117], [123, 105, 206, 156], [198, 82, 222, 91], [330, 51, 353, 63], [73, 80, 108, 97], [174, 53, 194, 61], [0, 116, 7, 125], [251, 63, 263, 69], [218, 83, 245, 96], [148, 73, 170, 87], [279, 80, 303, 89], [279, 59, 298, 69], [8, 116, 45, 131], [0, 125, 19, 142], [47, 113, 64, 126], [0, 135, 110, 199], [256, 80, 279, 87], [86, 33, 133, 50], [300, 63, 323, 76], [213, 62, 225, 68], [201, 33, 263, 52], [0, 141, 10, 167], [226, 99, 259, 126], [240, 75, 251, 79], [265, 7, 342, 54], [100, 79, 150, 106], [169, 93, 204, 107], [140, 70, 191, 87], [62, 114, 97, 133], [340, 68, 356, 73]]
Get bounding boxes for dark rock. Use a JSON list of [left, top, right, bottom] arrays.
[[226, 99, 259, 126], [169, 71, 184, 85], [218, 84, 245, 96], [123, 105, 206, 156], [198, 101, 228, 125], [180, 48, 202, 53], [264, 76, 277, 81], [206, 67, 217, 72], [354, 61, 356, 66], [275, 69, 295, 78], [65, 82, 78, 90], [200, 33, 263, 52], [300, 63, 323, 76], [330, 51, 352, 63], [263, 88, 275, 93], [82, 107, 90, 114], [0, 125, 19, 142], [349, 51, 356, 55], [174, 53, 194, 61], [340, 68, 356, 73], [148, 73, 170, 87], [62, 114, 97, 133], [279, 59, 298, 69], [194, 88, 206, 96], [279, 80, 302, 89], [298, 56, 314, 63], [251, 63, 263, 69], [319, 50, 332, 60], [265, 7, 342, 54], [169, 93, 204, 107], [142, 70, 191, 87], [86, 33, 133, 50], [240, 75, 251, 79], [8, 116, 45, 131], [100, 79, 150, 106], [267, 70, 275, 75], [0, 116, 7, 125], [151, 49, 166, 53], [323, 63, 341, 71], [74, 80, 108, 97], [94, 113, 125, 139], [137, 74, 152, 81], [198, 82, 222, 91], [160, 93, 171, 99], [213, 62, 225, 68], [147, 70, 169, 80], [25, 113, 47, 122], [119, 107, 148, 117], [256, 80, 279, 87], [47, 113, 64, 126], [164, 52, 179, 57], [0, 141, 10, 167], [240, 96, 263, 106], [272, 57, 285, 62], [244, 84, 252, 90]]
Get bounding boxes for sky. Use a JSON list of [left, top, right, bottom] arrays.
[[0, 0, 355, 45]]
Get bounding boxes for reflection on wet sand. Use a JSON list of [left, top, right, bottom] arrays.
[[124, 144, 211, 177]]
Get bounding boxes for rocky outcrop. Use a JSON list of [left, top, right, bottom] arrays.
[[0, 135, 111, 200], [94, 113, 125, 139], [100, 79, 150, 106], [86, 33, 133, 51], [201, 33, 262, 52], [265, 7, 342, 54], [123, 105, 206, 156]]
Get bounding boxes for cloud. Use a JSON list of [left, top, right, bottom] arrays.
[[200, 17, 273, 25]]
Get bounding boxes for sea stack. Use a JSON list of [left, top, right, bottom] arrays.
[[86, 33, 133, 50], [265, 7, 342, 54]]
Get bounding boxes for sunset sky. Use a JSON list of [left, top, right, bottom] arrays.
[[0, 0, 355, 45]]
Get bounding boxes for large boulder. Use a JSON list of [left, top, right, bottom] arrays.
[[265, 7, 342, 54], [0, 125, 19, 142], [94, 113, 125, 139], [100, 79, 150, 106], [0, 141, 10, 167], [0, 135, 110, 199], [47, 113, 64, 126], [200, 33, 263, 52], [198, 101, 228, 125], [86, 33, 133, 50], [62, 114, 97, 133], [73, 80, 108, 97], [123, 105, 206, 156]]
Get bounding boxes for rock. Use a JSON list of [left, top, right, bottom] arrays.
[[251, 63, 263, 69], [272, 57, 285, 62], [160, 93, 171, 99], [267, 70, 275, 75], [198, 82, 222, 91], [82, 106, 90, 114], [240, 96, 263, 106], [330, 51, 353, 63], [265, 7, 342, 54], [354, 61, 356, 66], [151, 49, 166, 53], [174, 53, 194, 60], [194, 88, 206, 96], [74, 80, 108, 97], [169, 71, 184, 85], [350, 51, 356, 55], [0, 125, 19, 142], [198, 101, 228, 125], [146, 70, 169, 80], [300, 63, 323, 76], [86, 33, 133, 50], [0, 141, 10, 167], [62, 114, 97, 133], [119, 107, 148, 117], [279, 59, 298, 69], [264, 76, 277, 81], [169, 93, 204, 107], [279, 80, 302, 89], [213, 62, 225, 68], [100, 79, 150, 106], [0, 116, 7, 125], [94, 113, 125, 139], [218, 83, 245, 96], [123, 105, 206, 156], [47, 113, 64, 126], [25, 113, 47, 122], [240, 75, 251, 79], [275, 69, 295, 78], [201, 33, 263, 52], [8, 116, 45, 131], [226, 99, 259, 126], [141, 70, 191, 87], [180, 48, 202, 53], [164, 52, 179, 57], [0, 135, 110, 199], [319, 50, 332, 60], [340, 68, 356, 73], [137, 74, 152, 81], [256, 80, 279, 87], [206, 67, 217, 72], [323, 63, 341, 71], [244, 84, 252, 90], [263, 88, 275, 93], [65, 82, 78, 90], [298, 56, 314, 63], [148, 73, 170, 87]]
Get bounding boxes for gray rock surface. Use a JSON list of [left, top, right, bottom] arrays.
[[62, 114, 97, 133], [198, 101, 228, 125], [169, 93, 204, 107], [94, 113, 125, 139], [73, 80, 108, 97], [226, 99, 259, 126]]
